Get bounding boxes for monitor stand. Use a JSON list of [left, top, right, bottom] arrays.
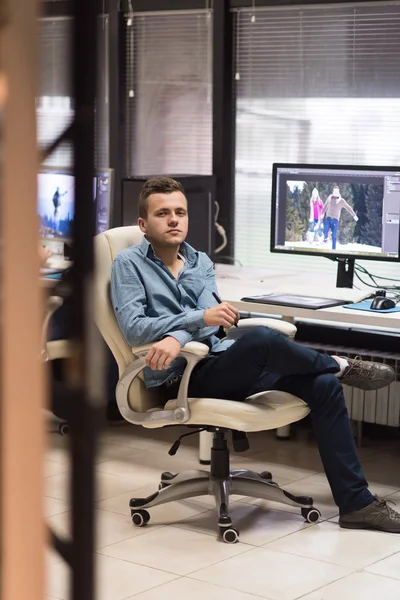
[[335, 257, 355, 289]]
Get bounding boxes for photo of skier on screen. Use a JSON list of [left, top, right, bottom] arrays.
[[308, 188, 324, 242], [52, 186, 68, 217], [323, 185, 359, 250]]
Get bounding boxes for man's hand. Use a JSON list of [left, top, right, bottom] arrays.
[[204, 302, 239, 328], [145, 336, 181, 371], [353, 215, 359, 222]]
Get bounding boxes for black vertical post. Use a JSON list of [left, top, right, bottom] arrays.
[[71, 1, 97, 599], [213, 0, 236, 261], [108, 1, 125, 227]]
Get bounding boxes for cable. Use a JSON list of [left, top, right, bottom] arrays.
[[355, 263, 400, 284], [214, 201, 228, 254]]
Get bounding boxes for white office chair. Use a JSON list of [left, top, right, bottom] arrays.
[[42, 296, 72, 435], [94, 226, 320, 543]]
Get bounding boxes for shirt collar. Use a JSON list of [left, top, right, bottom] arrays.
[[138, 235, 198, 265]]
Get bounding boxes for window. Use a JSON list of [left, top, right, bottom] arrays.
[[124, 9, 213, 177], [38, 15, 109, 169], [234, 2, 400, 278]]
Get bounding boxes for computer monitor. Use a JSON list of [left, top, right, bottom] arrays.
[[38, 169, 75, 241], [38, 167, 114, 245], [271, 163, 400, 287]]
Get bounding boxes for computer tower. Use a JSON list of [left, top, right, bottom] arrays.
[[121, 175, 216, 256]]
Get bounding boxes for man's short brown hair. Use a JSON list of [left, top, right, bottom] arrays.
[[138, 177, 185, 219]]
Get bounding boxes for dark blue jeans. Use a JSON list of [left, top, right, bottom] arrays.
[[324, 217, 339, 250], [188, 327, 374, 514]]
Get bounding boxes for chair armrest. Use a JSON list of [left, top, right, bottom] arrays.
[[228, 317, 297, 338], [116, 341, 210, 427], [41, 296, 64, 360]]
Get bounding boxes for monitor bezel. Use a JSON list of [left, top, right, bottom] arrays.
[[270, 162, 400, 263], [94, 167, 114, 234]]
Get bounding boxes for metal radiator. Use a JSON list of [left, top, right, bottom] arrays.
[[301, 343, 400, 427]]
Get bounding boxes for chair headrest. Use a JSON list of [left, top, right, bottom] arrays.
[[102, 226, 144, 261]]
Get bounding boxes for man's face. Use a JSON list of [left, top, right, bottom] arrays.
[[138, 191, 189, 248]]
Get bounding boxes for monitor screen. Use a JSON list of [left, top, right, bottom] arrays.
[[38, 171, 75, 240], [272, 164, 400, 261], [39, 168, 113, 241]]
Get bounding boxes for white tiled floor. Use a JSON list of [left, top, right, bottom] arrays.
[[45, 425, 400, 600]]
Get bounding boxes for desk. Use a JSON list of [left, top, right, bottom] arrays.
[[216, 272, 400, 332], [209, 270, 400, 452]]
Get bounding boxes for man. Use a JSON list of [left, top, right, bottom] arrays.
[[323, 184, 358, 250], [111, 176, 400, 533]]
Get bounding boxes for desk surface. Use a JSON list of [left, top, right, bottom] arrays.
[[216, 272, 400, 331]]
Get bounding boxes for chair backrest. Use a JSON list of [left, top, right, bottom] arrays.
[[94, 226, 161, 412]]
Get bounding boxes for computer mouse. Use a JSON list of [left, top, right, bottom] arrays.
[[370, 296, 396, 310]]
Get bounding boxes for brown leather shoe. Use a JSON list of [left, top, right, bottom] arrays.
[[340, 357, 395, 391], [339, 495, 400, 533]]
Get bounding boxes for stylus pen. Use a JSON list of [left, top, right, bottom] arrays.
[[212, 292, 239, 327]]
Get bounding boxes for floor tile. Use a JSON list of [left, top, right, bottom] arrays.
[[302, 471, 400, 498], [44, 496, 69, 518], [47, 553, 177, 600], [365, 551, 400, 580], [233, 454, 316, 484], [47, 507, 158, 549], [176, 501, 312, 545], [245, 478, 339, 521], [95, 448, 203, 491], [95, 442, 146, 464], [98, 484, 216, 524], [45, 446, 69, 468], [361, 455, 400, 490], [98, 526, 251, 576], [129, 577, 266, 600], [103, 424, 191, 453], [44, 459, 69, 479], [190, 547, 351, 600], [267, 520, 400, 569], [45, 469, 149, 503], [299, 571, 400, 599]]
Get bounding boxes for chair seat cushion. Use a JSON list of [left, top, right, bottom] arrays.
[[142, 391, 309, 432]]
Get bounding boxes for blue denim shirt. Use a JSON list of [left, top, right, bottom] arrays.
[[110, 236, 234, 388]]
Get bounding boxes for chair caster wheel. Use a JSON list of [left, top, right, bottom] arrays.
[[131, 509, 150, 527], [260, 471, 273, 481], [301, 507, 321, 523], [59, 423, 70, 436], [221, 527, 239, 544], [160, 472, 175, 482]]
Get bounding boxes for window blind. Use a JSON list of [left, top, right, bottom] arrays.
[[124, 10, 213, 177], [38, 17, 73, 168], [234, 1, 400, 279], [38, 15, 109, 169]]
